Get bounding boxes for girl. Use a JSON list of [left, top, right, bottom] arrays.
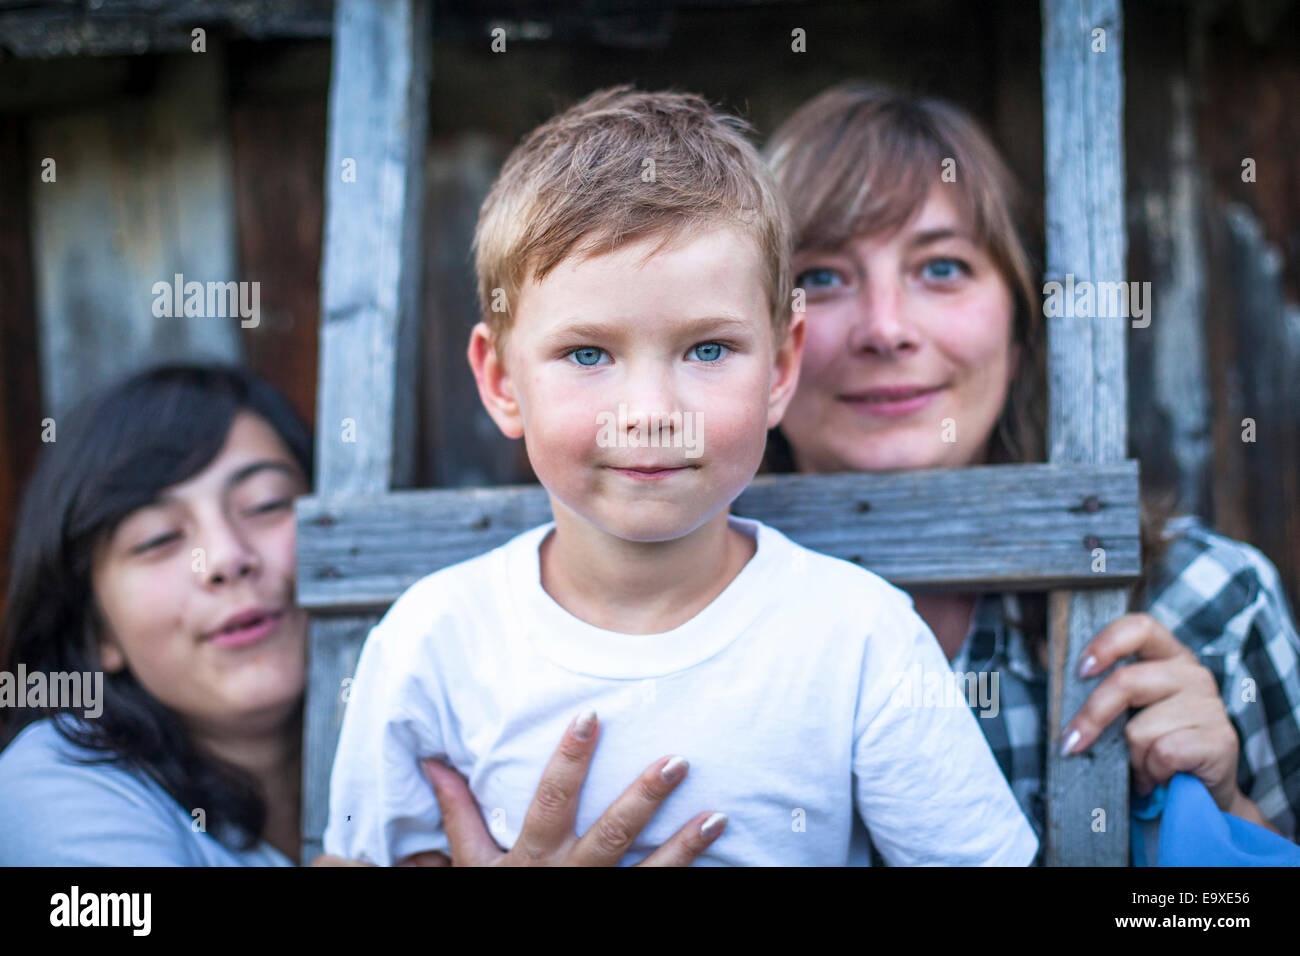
[[0, 365, 312, 864]]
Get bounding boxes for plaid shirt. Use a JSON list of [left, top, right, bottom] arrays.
[[868, 516, 1300, 864]]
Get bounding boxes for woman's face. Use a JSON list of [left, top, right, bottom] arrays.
[[781, 187, 1019, 473], [91, 411, 309, 739]]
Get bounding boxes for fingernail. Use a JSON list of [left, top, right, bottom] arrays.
[[661, 755, 689, 784], [572, 710, 597, 741], [700, 812, 727, 840], [1059, 728, 1081, 757], [1077, 655, 1098, 679]]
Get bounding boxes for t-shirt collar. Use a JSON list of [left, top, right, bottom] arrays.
[[501, 515, 782, 679]]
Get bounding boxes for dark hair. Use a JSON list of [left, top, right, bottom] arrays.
[[0, 364, 313, 851]]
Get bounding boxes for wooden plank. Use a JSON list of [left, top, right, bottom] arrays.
[[1212, 205, 1300, 631], [0, 1, 333, 58], [28, 50, 243, 418], [0, 113, 40, 649], [1042, 0, 1131, 866], [295, 462, 1142, 611], [302, 0, 430, 865], [231, 93, 327, 430], [418, 133, 533, 487], [315, 0, 429, 494], [300, 613, 379, 864]]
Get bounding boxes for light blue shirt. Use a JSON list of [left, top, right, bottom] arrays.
[[0, 718, 294, 866]]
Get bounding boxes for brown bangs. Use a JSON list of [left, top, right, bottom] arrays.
[[767, 85, 991, 255]]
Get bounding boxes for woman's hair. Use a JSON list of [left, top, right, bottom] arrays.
[[761, 81, 1046, 468], [0, 364, 312, 850], [760, 83, 1173, 635]]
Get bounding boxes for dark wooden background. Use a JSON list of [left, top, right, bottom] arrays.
[[1, 0, 1297, 619]]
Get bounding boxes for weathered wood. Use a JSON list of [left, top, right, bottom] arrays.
[[295, 462, 1142, 611], [302, 0, 430, 865], [300, 613, 378, 864], [0, 114, 40, 632], [418, 133, 531, 487], [1213, 204, 1300, 635], [231, 93, 327, 429], [1042, 0, 1131, 866], [1123, 5, 1211, 515], [28, 50, 243, 418], [0, 1, 332, 58], [315, 0, 429, 495]]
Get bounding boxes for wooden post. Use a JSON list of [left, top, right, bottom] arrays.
[[300, 0, 430, 863], [1042, 0, 1131, 865]]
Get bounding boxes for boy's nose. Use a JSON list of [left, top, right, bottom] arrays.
[[622, 368, 678, 414], [621, 371, 682, 439]]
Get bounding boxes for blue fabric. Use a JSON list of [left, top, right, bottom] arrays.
[[1142, 773, 1300, 867], [0, 719, 294, 866], [1130, 782, 1168, 867]]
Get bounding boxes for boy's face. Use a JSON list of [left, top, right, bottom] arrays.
[[470, 226, 804, 543]]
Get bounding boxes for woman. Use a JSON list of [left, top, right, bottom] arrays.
[[762, 82, 1300, 850], [0, 364, 710, 867]]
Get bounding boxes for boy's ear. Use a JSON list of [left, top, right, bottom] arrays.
[[766, 310, 806, 429], [467, 322, 524, 439]]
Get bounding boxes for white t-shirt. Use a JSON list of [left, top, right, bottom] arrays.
[[323, 517, 1038, 866]]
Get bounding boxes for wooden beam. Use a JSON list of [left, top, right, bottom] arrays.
[[1042, 0, 1131, 866], [302, 0, 430, 865], [315, 0, 429, 494], [0, 1, 332, 59], [299, 613, 378, 864], [295, 462, 1142, 611]]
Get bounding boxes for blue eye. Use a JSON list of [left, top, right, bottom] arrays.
[[690, 342, 728, 362], [569, 347, 607, 367], [795, 267, 843, 290], [921, 258, 968, 282]]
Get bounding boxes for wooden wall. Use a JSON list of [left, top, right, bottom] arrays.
[[1126, 0, 1300, 612], [0, 114, 41, 626], [1, 0, 1297, 616]]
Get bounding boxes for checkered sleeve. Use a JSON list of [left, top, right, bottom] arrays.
[[1144, 519, 1300, 841]]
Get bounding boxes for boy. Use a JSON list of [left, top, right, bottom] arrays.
[[323, 86, 1038, 866]]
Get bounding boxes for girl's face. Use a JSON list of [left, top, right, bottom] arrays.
[[91, 411, 309, 739], [781, 187, 1020, 473]]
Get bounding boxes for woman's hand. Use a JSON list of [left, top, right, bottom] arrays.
[[417, 711, 726, 866], [1059, 612, 1267, 823]]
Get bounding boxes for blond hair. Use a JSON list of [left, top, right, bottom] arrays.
[[764, 83, 1045, 464], [473, 85, 792, 347]]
